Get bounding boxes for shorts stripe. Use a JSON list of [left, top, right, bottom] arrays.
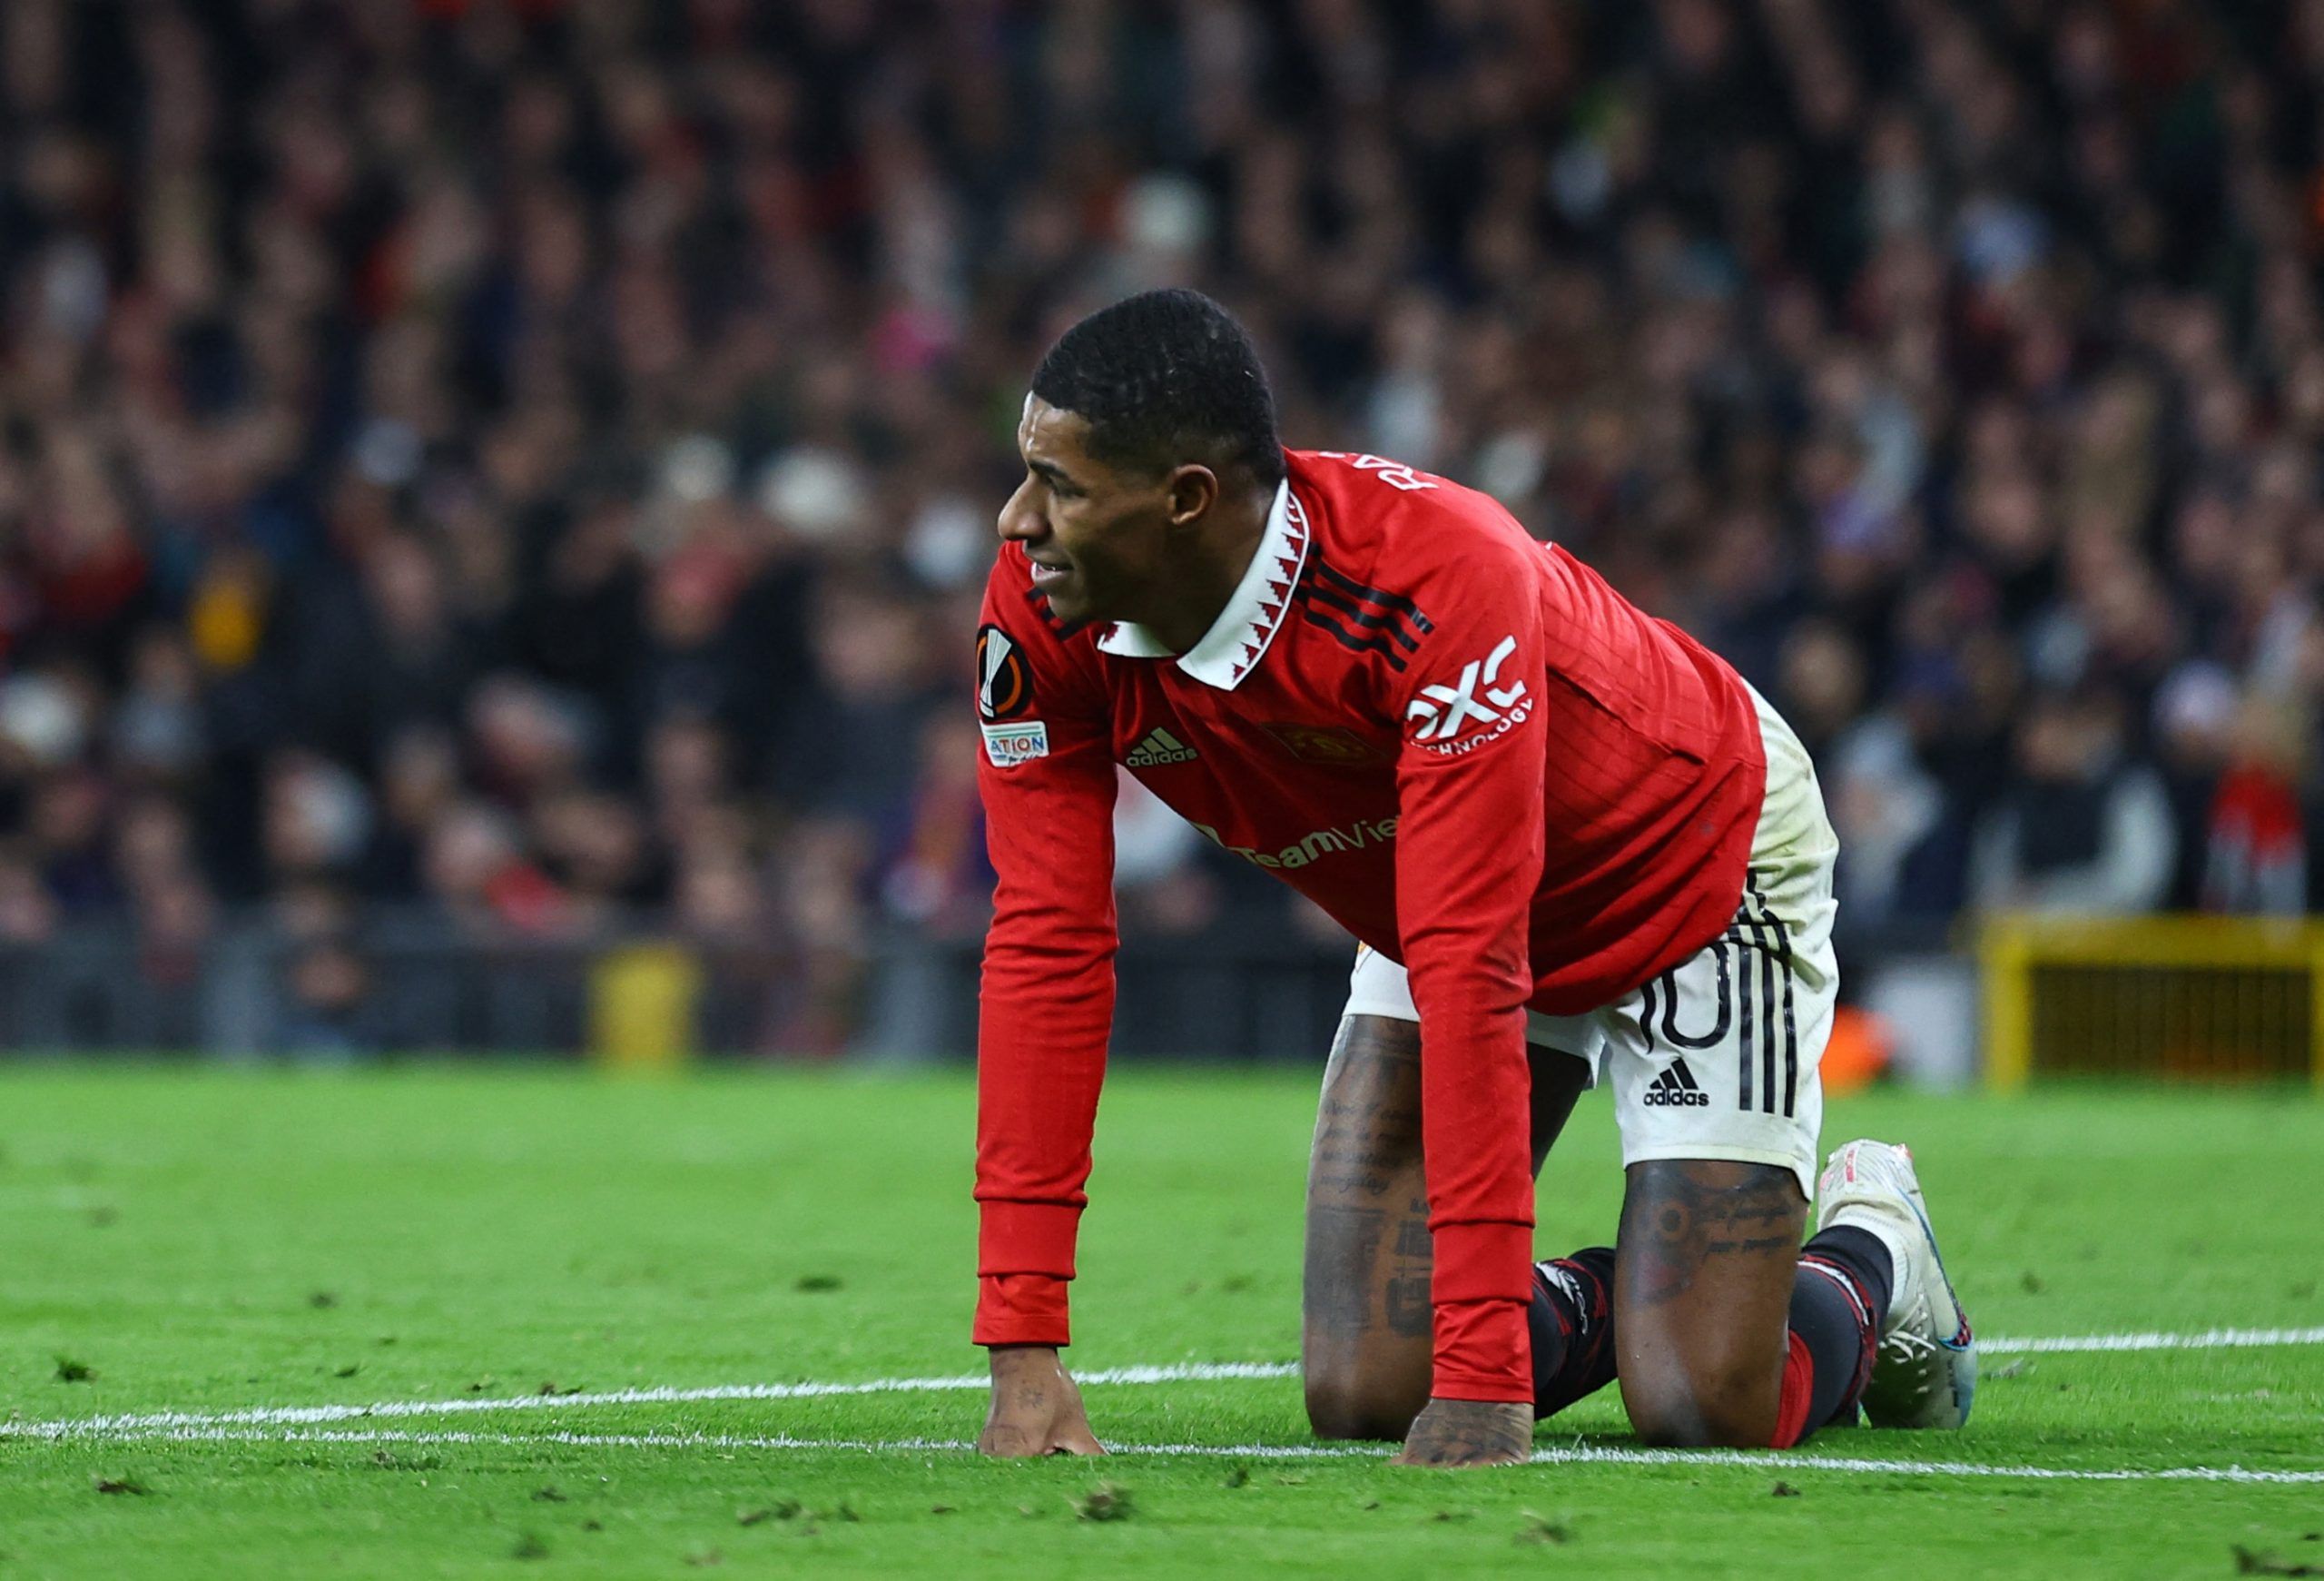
[[1758, 914, 1778, 1115], [1747, 882, 1802, 1119], [1731, 904, 1770, 1114], [1723, 896, 1802, 1120]]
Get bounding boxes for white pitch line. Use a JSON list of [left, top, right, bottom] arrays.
[[3, 1323, 2317, 1444], [1982, 1326, 2324, 1355], [0, 1360, 1300, 1441], [47, 1425, 2324, 1485]]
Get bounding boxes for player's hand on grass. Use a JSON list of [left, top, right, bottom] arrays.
[[1389, 1398, 1533, 1467], [978, 1345, 1107, 1457]]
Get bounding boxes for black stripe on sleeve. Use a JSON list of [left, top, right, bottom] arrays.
[[1310, 558, 1436, 634], [1292, 602, 1411, 671], [1296, 577, 1425, 652]]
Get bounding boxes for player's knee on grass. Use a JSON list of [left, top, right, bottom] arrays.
[[1613, 1159, 1805, 1448], [1617, 1334, 1787, 1448], [1304, 1366, 1424, 1442], [1303, 1013, 1433, 1441]]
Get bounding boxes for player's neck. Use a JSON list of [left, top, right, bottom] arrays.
[[1132, 489, 1272, 655]]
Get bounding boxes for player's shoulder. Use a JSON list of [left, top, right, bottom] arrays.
[[1286, 449, 1542, 593]]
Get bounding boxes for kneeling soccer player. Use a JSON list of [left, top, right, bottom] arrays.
[[970, 290, 1975, 1468]]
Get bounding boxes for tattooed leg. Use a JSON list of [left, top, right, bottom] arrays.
[[1612, 1159, 1807, 1447], [1301, 1013, 1585, 1441], [1300, 1014, 1435, 1441]]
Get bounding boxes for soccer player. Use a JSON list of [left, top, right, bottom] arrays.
[[970, 291, 1974, 1467]]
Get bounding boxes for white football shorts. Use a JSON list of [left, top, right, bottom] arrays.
[[1344, 684, 1838, 1199]]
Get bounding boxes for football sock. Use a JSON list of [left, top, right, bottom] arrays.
[[1527, 1246, 1619, 1418], [1776, 1226, 1895, 1447], [1805, 1225, 1895, 1327]]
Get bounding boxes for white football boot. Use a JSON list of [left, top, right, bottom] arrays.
[[1816, 1139, 1976, 1429]]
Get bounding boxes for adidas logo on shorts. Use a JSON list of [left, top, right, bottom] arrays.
[[1126, 727, 1198, 767], [1643, 1057, 1710, 1108]]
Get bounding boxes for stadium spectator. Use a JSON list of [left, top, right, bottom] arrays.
[[2201, 693, 2311, 914], [1969, 690, 2177, 914]]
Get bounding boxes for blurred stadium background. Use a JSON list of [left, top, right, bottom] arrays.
[[0, 0, 2317, 1084]]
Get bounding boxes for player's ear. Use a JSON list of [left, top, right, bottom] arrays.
[[1165, 464, 1218, 531]]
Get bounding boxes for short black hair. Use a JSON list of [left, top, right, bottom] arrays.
[[1031, 289, 1285, 489]]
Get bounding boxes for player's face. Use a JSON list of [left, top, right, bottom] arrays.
[[997, 396, 1175, 625]]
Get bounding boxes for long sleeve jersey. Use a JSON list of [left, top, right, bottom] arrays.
[[972, 450, 1768, 1402]]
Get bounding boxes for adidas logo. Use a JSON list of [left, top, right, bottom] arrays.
[[1125, 727, 1198, 767], [1643, 1058, 1710, 1108]]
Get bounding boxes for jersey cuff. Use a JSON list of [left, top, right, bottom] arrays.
[[1430, 1295, 1534, 1403], [974, 1273, 1071, 1347], [977, 1199, 1083, 1281]]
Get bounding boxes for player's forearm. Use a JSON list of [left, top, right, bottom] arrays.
[[971, 934, 1116, 1346], [973, 960, 1113, 1204], [1393, 688, 1555, 1411], [1402, 897, 1544, 1400], [1413, 983, 1539, 1401], [1394, 782, 1542, 1401]]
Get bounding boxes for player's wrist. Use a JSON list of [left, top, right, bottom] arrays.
[[986, 1343, 1063, 1375], [1426, 1386, 1535, 1405]]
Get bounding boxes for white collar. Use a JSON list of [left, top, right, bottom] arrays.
[[1095, 480, 1308, 690]]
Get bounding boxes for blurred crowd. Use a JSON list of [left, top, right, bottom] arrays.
[[0, 0, 2319, 1050]]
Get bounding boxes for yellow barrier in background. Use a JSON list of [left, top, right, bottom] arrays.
[[588, 943, 702, 1071], [1981, 915, 2324, 1090]]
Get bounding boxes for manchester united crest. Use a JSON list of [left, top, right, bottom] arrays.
[[1263, 723, 1384, 765]]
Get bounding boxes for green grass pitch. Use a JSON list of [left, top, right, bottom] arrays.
[[0, 1066, 2319, 1578]]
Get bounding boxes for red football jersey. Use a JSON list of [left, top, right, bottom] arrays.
[[973, 450, 1768, 1401]]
